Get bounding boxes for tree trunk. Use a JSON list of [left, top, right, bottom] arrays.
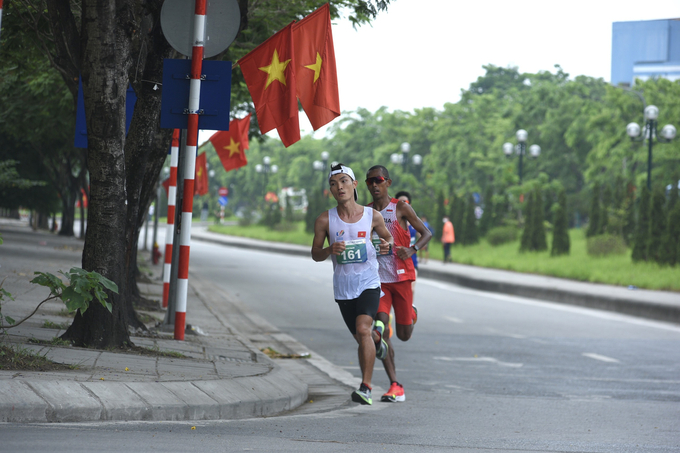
[[120, 9, 175, 328], [59, 192, 76, 237], [62, 0, 134, 348]]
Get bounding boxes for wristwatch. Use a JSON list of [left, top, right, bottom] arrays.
[[412, 244, 420, 252]]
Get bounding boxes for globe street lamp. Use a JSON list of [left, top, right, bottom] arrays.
[[390, 142, 422, 175], [256, 156, 278, 198], [503, 129, 541, 184], [313, 151, 331, 191], [626, 105, 677, 190]]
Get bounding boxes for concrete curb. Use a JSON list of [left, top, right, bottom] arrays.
[[0, 366, 307, 423], [417, 267, 680, 324]]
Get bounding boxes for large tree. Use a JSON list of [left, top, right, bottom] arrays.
[[15, 0, 393, 347]]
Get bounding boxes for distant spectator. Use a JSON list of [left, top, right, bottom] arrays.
[[442, 216, 455, 263]]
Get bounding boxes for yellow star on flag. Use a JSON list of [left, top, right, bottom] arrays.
[[259, 49, 291, 89], [304, 52, 323, 83], [223, 138, 241, 156]]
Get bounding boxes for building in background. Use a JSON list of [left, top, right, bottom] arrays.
[[611, 18, 680, 86]]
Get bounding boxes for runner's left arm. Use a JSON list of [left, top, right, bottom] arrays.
[[394, 202, 432, 260]]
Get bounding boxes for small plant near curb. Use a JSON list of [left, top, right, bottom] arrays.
[[0, 267, 117, 331], [0, 265, 118, 370], [42, 320, 70, 330]]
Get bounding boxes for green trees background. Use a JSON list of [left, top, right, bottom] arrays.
[[199, 67, 679, 265]]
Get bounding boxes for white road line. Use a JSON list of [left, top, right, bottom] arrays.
[[421, 278, 680, 333], [444, 315, 464, 323], [583, 352, 621, 363], [433, 356, 523, 368]]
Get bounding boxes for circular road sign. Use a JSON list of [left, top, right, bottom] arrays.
[[161, 0, 241, 58], [218, 187, 229, 197]]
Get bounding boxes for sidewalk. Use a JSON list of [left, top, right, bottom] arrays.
[[0, 220, 359, 423], [191, 227, 680, 324]]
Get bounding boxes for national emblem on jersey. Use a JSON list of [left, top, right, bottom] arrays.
[[358, 231, 366, 238]]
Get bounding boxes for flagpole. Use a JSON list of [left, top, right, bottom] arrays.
[[175, 0, 206, 341], [162, 129, 180, 308]]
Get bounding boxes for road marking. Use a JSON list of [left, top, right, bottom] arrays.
[[444, 315, 463, 323], [433, 356, 523, 368], [583, 352, 620, 363], [421, 279, 680, 333]]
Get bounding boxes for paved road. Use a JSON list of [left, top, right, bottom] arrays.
[[2, 240, 680, 452]]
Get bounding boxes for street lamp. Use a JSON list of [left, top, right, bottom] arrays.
[[256, 156, 278, 197], [626, 105, 676, 190], [390, 142, 422, 175], [313, 151, 331, 191], [503, 129, 541, 184]]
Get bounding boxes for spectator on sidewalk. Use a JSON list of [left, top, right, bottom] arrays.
[[442, 216, 455, 263]]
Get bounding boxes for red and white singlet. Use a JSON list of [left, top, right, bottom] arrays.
[[369, 198, 416, 283]]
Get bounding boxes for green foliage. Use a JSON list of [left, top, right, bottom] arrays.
[[519, 191, 534, 252], [647, 187, 667, 263], [435, 191, 445, 242], [551, 189, 570, 256], [658, 189, 680, 266], [30, 268, 117, 315], [461, 194, 479, 246], [632, 186, 651, 262], [450, 193, 465, 246], [479, 186, 494, 236], [586, 234, 628, 257], [601, 184, 612, 234], [486, 226, 519, 246], [531, 188, 548, 251], [586, 185, 601, 237], [0, 285, 17, 327]]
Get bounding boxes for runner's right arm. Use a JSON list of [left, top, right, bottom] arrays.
[[311, 211, 345, 261], [371, 208, 393, 254]]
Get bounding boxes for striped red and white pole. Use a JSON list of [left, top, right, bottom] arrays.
[[162, 128, 180, 309], [175, 0, 206, 340], [0, 0, 4, 40]]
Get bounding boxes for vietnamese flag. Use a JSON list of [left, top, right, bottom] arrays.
[[238, 23, 300, 147], [194, 152, 209, 196], [209, 114, 251, 172], [293, 4, 340, 130]]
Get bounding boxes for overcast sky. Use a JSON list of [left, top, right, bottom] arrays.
[[200, 0, 679, 144]]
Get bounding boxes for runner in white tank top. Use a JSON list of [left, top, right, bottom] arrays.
[[328, 206, 380, 300], [311, 164, 393, 406]]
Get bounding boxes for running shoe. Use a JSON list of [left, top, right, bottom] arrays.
[[373, 320, 388, 361], [412, 305, 418, 326], [381, 382, 405, 403], [351, 383, 372, 405]]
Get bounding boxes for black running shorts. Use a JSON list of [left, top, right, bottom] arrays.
[[335, 287, 380, 335]]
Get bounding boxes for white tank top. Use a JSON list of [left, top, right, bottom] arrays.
[[328, 206, 380, 300]]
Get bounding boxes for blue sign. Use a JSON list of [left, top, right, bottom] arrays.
[[472, 192, 481, 205], [160, 59, 232, 131], [218, 196, 228, 206], [74, 78, 137, 148]]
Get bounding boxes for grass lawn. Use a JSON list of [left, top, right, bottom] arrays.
[[207, 222, 680, 292]]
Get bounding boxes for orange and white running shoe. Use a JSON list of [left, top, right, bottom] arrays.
[[381, 382, 405, 403]]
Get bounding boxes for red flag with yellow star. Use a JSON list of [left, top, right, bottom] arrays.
[[293, 4, 340, 130], [209, 115, 251, 172], [238, 23, 300, 147], [194, 152, 209, 196]]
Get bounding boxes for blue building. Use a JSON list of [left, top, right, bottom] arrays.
[[611, 19, 680, 86]]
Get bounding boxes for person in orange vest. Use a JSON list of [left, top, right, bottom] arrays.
[[442, 216, 455, 263]]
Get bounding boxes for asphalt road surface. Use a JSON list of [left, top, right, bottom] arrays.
[[2, 239, 679, 452]]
